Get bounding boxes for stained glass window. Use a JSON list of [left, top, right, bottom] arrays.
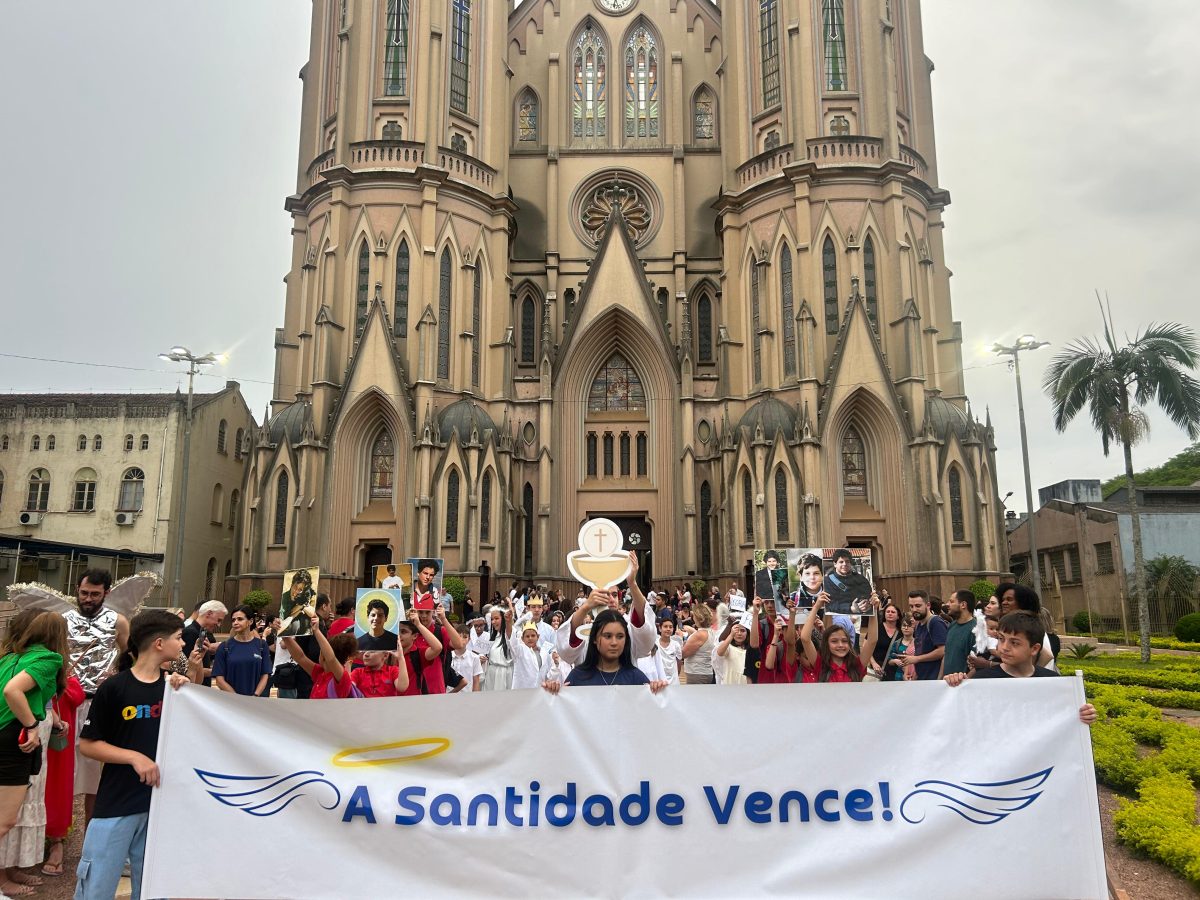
[[273, 470, 289, 545], [446, 469, 460, 542], [395, 240, 410, 337], [370, 431, 394, 500], [119, 468, 145, 511], [863, 235, 878, 329], [823, 236, 839, 334], [949, 467, 965, 542], [471, 265, 481, 388], [437, 249, 452, 380], [522, 483, 534, 574], [700, 480, 713, 574], [780, 247, 797, 377], [356, 240, 370, 337], [450, 0, 471, 112], [842, 426, 866, 499], [384, 0, 409, 96], [694, 89, 714, 140], [774, 468, 790, 541], [586, 433, 597, 477], [742, 471, 754, 543], [760, 0, 780, 107], [751, 260, 763, 384], [481, 471, 493, 543], [520, 296, 536, 364], [572, 24, 607, 141], [588, 353, 646, 411], [624, 26, 659, 140], [697, 292, 713, 362], [382, 120, 403, 140], [636, 433, 647, 477], [823, 0, 848, 91], [518, 89, 538, 142], [620, 432, 631, 476]]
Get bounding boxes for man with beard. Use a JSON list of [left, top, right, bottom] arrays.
[[821, 549, 873, 615], [65, 568, 130, 825], [895, 590, 947, 680]]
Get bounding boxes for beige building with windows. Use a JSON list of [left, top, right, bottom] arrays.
[[241, 0, 1006, 597], [0, 385, 254, 607]]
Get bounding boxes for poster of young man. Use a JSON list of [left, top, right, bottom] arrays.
[[373, 562, 413, 592], [279, 567, 320, 636], [783, 550, 825, 620], [406, 558, 444, 610], [752, 549, 791, 612], [820, 547, 876, 615], [355, 588, 404, 652]]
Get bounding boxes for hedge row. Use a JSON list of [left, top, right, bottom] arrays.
[[1087, 685, 1200, 886], [1067, 632, 1200, 652], [1074, 667, 1200, 693], [1086, 681, 1200, 712]]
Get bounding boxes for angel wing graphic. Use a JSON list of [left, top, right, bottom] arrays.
[[194, 770, 342, 818], [4, 582, 76, 616], [7, 570, 159, 620], [900, 768, 1052, 825]]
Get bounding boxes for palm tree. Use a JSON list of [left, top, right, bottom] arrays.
[[1043, 302, 1200, 661]]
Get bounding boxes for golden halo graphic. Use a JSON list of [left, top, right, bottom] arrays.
[[331, 737, 451, 768]]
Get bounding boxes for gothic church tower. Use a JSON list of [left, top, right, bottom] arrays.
[[240, 0, 1006, 599]]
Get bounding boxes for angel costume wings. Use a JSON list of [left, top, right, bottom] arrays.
[[6, 571, 159, 620]]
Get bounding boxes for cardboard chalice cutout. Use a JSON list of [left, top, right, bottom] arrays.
[[567, 518, 632, 641]]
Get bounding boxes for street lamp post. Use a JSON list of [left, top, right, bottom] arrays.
[[992, 336, 1050, 598], [159, 347, 219, 608]]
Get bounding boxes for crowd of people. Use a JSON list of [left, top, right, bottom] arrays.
[[0, 559, 1094, 900]]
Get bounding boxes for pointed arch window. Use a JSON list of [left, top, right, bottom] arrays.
[[272, 470, 289, 545], [624, 25, 659, 141], [384, 0, 409, 96], [233, 428, 244, 461], [471, 265, 482, 388], [842, 426, 867, 499], [480, 470, 493, 543], [211, 483, 225, 525], [760, 0, 781, 107], [863, 235, 878, 329], [603, 433, 614, 476], [356, 240, 370, 337], [522, 482, 535, 575], [700, 481, 713, 574], [395, 239, 410, 337], [229, 489, 240, 530], [822, 236, 839, 334], [588, 353, 646, 411], [586, 433, 598, 477], [217, 420, 228, 454], [572, 24, 607, 142], [949, 467, 966, 542], [742, 471, 754, 543], [370, 430, 395, 500], [205, 558, 218, 601], [449, 0, 472, 113], [517, 89, 539, 142], [697, 291, 714, 363], [750, 260, 763, 384], [520, 295, 536, 364], [636, 433, 647, 477], [119, 467, 145, 511], [693, 88, 715, 141], [437, 249, 452, 380], [780, 247, 797, 378], [774, 468, 790, 541], [619, 432, 631, 476], [822, 0, 848, 91], [445, 469, 460, 542]]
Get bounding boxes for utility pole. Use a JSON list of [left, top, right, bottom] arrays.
[[993, 336, 1049, 598]]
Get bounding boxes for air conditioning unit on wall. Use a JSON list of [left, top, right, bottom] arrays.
[[18, 511, 42, 526], [115, 511, 136, 526]]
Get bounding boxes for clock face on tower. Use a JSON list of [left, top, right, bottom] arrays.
[[596, 0, 635, 13]]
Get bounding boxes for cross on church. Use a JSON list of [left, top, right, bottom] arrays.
[[604, 176, 629, 208]]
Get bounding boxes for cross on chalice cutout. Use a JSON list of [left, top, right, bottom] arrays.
[[567, 518, 633, 590]]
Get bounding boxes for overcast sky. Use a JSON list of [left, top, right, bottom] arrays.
[[2, 1, 1197, 513]]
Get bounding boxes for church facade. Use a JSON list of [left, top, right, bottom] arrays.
[[237, 0, 1008, 598]]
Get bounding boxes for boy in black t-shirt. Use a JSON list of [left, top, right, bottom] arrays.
[[943, 612, 1096, 724], [76, 610, 191, 900]]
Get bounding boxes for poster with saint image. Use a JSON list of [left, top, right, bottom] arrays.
[[355, 588, 404, 652], [373, 562, 413, 593], [279, 566, 320, 637], [406, 558, 445, 609], [798, 547, 875, 615], [751, 549, 792, 610]]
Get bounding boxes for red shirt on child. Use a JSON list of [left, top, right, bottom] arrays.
[[800, 656, 865, 684], [310, 664, 354, 699], [351, 665, 401, 698]]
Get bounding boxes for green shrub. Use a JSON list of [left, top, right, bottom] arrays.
[[1071, 610, 1094, 633], [968, 579, 997, 603], [241, 589, 275, 615], [1175, 613, 1200, 643], [1113, 773, 1200, 886], [1067, 643, 1097, 659], [441, 576, 467, 609], [1090, 721, 1143, 791]]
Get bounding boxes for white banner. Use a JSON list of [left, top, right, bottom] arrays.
[[145, 679, 1106, 899]]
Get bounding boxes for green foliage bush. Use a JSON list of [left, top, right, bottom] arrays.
[[1175, 613, 1200, 643], [441, 576, 467, 608], [1071, 610, 1094, 633], [1072, 633, 1200, 652], [241, 589, 275, 615], [1113, 773, 1200, 886], [968, 579, 997, 603]]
